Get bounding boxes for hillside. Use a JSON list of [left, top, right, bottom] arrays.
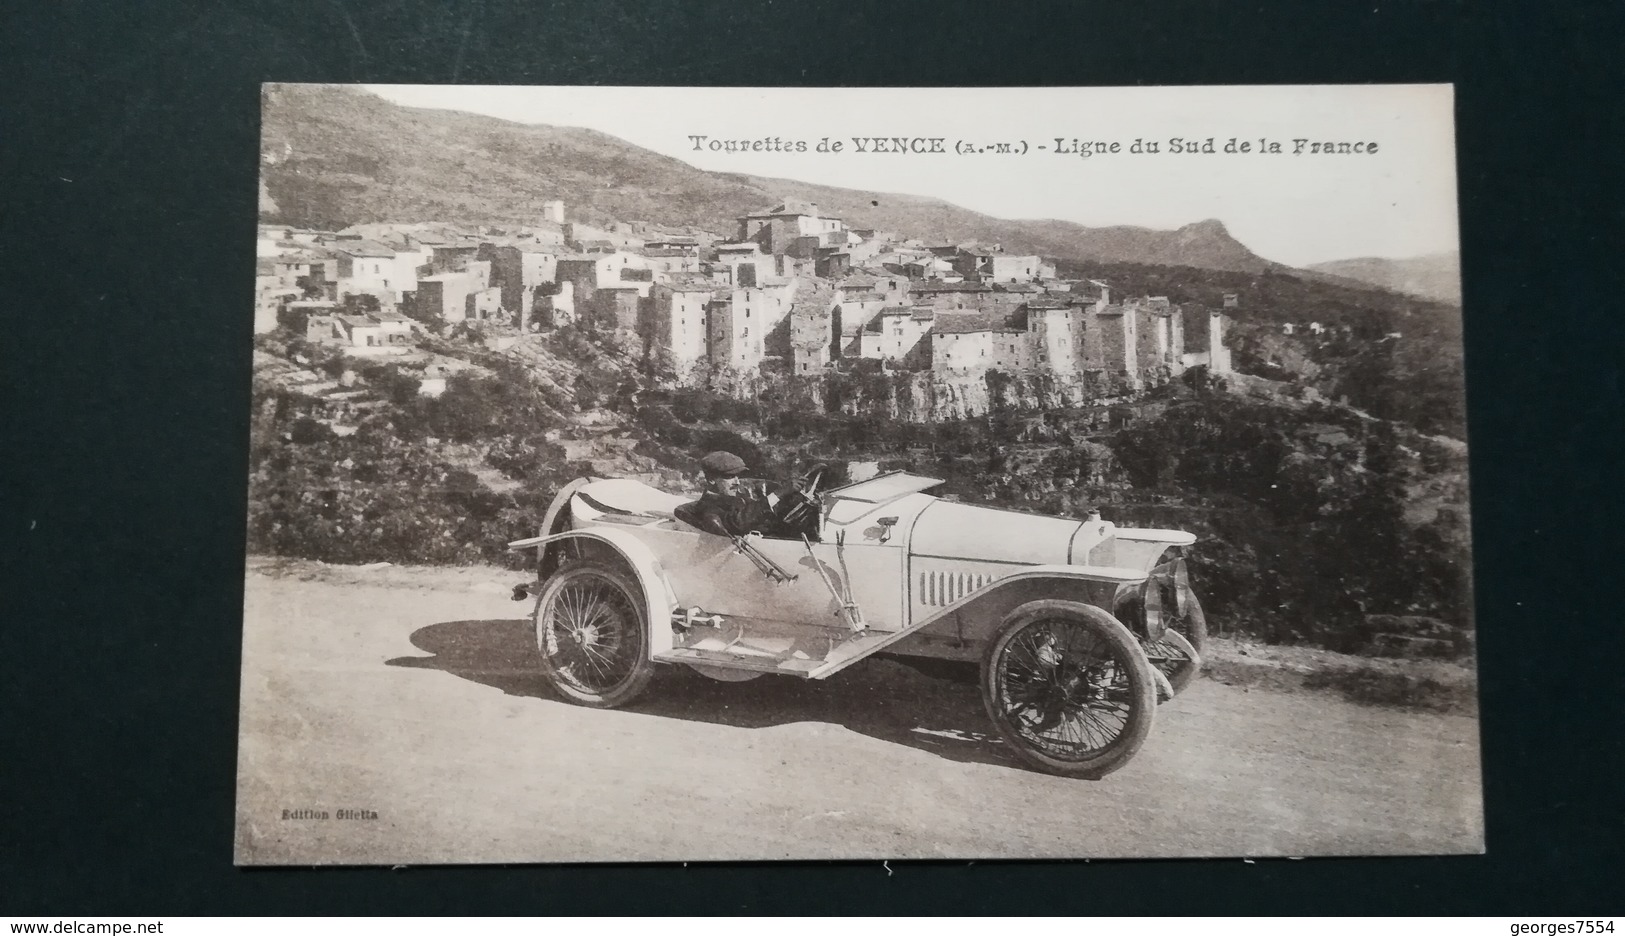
[[259, 84, 1271, 272], [1307, 252, 1461, 305], [248, 326, 1472, 655]]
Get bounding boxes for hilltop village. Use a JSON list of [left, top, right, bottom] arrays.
[[256, 198, 1233, 401], [250, 198, 1474, 659]]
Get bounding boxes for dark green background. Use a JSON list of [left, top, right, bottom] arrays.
[[4, 0, 1622, 915]]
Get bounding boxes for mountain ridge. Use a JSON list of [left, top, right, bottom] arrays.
[[260, 84, 1272, 272], [1306, 252, 1461, 305]]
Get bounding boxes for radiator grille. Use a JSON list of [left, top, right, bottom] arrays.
[[919, 569, 993, 607]]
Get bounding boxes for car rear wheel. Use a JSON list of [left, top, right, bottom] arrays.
[[981, 600, 1157, 779], [534, 561, 654, 708]]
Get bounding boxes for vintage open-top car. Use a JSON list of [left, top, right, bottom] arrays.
[[509, 468, 1208, 779]]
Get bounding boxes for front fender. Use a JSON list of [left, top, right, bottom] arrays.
[[509, 527, 679, 656]]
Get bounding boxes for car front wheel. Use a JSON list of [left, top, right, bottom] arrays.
[[534, 561, 654, 708], [980, 600, 1157, 779]]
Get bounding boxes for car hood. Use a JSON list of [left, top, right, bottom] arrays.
[[908, 500, 1091, 566]]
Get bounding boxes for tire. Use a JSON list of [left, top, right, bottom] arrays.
[[533, 561, 655, 708], [980, 600, 1158, 779]]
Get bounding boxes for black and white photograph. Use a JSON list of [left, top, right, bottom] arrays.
[[236, 83, 1480, 864]]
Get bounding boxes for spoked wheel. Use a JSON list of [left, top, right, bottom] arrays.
[[534, 561, 654, 708], [980, 600, 1157, 779]]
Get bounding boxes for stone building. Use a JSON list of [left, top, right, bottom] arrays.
[[931, 310, 1032, 377], [647, 282, 714, 382], [1026, 300, 1082, 376], [1086, 302, 1140, 390], [787, 279, 838, 376], [859, 306, 934, 368], [414, 272, 476, 323], [479, 242, 558, 316], [737, 199, 846, 256]]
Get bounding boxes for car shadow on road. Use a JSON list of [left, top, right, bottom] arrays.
[[387, 617, 1019, 771]]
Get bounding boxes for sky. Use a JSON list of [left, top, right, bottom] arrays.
[[364, 84, 1460, 268]]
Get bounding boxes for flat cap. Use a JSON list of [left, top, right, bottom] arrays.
[[700, 451, 748, 478]]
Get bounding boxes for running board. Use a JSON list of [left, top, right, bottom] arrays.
[[654, 625, 928, 680]]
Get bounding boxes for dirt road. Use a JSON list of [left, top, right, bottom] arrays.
[[234, 562, 1484, 864]]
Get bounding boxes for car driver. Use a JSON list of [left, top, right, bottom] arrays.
[[673, 451, 775, 538]]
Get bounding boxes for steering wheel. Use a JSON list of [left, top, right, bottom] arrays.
[[773, 463, 829, 533]]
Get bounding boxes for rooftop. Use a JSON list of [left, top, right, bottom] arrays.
[[274, 249, 331, 264], [659, 271, 721, 291], [332, 240, 397, 258], [744, 198, 840, 220], [913, 282, 992, 293], [932, 310, 1022, 335]]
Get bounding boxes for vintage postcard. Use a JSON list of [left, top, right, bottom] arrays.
[[237, 83, 1479, 863]]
